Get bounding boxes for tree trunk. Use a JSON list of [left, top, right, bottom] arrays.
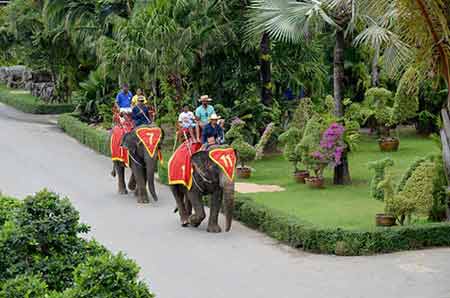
[[260, 32, 273, 106], [371, 44, 380, 87], [334, 150, 351, 185], [333, 29, 345, 117], [333, 29, 351, 184]]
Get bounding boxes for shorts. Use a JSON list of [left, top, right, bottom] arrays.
[[182, 122, 196, 129], [119, 107, 132, 113]]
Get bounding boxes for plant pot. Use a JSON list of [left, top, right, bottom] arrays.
[[305, 176, 325, 189], [237, 167, 252, 179], [293, 170, 310, 184], [375, 213, 396, 227], [378, 137, 399, 152]]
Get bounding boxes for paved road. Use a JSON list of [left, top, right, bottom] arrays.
[[1, 103, 450, 298]]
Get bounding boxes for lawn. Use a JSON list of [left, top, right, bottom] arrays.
[[0, 85, 37, 103], [241, 128, 439, 230]]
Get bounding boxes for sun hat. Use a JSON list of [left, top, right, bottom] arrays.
[[209, 113, 221, 121], [199, 95, 212, 102]]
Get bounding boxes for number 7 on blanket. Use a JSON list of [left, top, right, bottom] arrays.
[[136, 127, 162, 158]]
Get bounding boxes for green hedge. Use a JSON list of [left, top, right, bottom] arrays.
[[234, 196, 450, 255], [0, 89, 76, 114], [58, 114, 110, 156], [57, 114, 450, 255]]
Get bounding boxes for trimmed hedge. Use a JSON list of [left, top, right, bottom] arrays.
[[0, 88, 76, 114], [57, 114, 450, 255], [58, 113, 111, 156], [234, 196, 450, 255]]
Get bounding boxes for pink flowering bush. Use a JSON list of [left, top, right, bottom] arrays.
[[307, 123, 346, 178]]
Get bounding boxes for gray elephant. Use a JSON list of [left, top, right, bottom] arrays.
[[110, 159, 136, 195], [170, 149, 235, 233], [122, 125, 163, 203]]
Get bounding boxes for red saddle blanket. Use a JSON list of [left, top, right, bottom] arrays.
[[168, 141, 202, 189], [110, 125, 130, 167], [136, 127, 162, 158], [208, 148, 237, 181]]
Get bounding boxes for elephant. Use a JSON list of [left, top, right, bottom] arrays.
[[170, 149, 235, 233], [110, 159, 136, 195], [121, 125, 163, 203]]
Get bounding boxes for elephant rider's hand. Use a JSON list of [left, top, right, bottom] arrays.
[[207, 137, 216, 145]]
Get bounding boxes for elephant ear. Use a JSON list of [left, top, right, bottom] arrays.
[[122, 132, 137, 155]]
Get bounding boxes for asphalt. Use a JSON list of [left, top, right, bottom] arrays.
[[1, 102, 450, 298]]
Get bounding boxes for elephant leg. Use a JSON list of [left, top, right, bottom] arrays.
[[146, 159, 158, 202], [187, 191, 206, 227], [128, 173, 136, 191], [185, 197, 192, 216], [207, 190, 223, 233], [132, 164, 149, 204], [171, 186, 189, 227], [115, 161, 127, 195]]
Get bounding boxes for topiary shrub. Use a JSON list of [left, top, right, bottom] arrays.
[[232, 139, 256, 168], [0, 275, 48, 298], [298, 115, 324, 174], [65, 252, 155, 298], [381, 162, 436, 225], [391, 67, 419, 125], [368, 157, 394, 200], [290, 97, 315, 130], [363, 87, 394, 135], [254, 122, 275, 160], [278, 127, 303, 172]]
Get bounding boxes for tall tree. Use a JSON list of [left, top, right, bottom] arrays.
[[259, 32, 273, 105]]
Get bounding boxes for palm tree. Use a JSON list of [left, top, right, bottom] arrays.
[[248, 0, 359, 184], [248, 0, 357, 118], [360, 0, 450, 107]]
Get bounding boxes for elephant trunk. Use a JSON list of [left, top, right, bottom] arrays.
[[223, 182, 235, 232]]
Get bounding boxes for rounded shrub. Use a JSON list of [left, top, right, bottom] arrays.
[[66, 252, 155, 298], [0, 275, 48, 298]]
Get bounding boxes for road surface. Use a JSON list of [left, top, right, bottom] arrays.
[[1, 103, 450, 298]]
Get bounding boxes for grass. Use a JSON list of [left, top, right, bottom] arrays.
[[0, 85, 38, 103], [241, 128, 439, 230], [0, 85, 76, 114]]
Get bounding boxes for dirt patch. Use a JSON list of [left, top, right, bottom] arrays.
[[236, 182, 285, 194]]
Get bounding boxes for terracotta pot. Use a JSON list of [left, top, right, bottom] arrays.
[[293, 170, 310, 184], [378, 137, 399, 152], [237, 167, 252, 179], [305, 176, 325, 189], [375, 213, 396, 227]]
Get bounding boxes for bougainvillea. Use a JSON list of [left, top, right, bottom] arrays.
[[307, 123, 346, 178]]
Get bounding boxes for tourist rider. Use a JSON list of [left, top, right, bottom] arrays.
[[195, 95, 215, 138], [132, 96, 152, 127], [132, 88, 147, 106], [201, 114, 224, 148], [115, 83, 133, 114]]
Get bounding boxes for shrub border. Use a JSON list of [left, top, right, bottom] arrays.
[[58, 114, 450, 255], [0, 88, 76, 114]]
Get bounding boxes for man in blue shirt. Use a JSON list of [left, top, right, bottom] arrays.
[[116, 83, 133, 113], [132, 96, 152, 127], [201, 114, 224, 147], [195, 95, 215, 138]]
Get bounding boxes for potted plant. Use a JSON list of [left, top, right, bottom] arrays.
[[226, 118, 256, 179], [363, 87, 399, 151], [304, 123, 346, 189], [278, 127, 309, 183], [232, 139, 256, 179]]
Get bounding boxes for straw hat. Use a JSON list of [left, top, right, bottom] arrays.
[[199, 95, 212, 102], [209, 113, 221, 121]]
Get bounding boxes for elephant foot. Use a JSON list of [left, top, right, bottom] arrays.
[[152, 194, 158, 202], [181, 220, 189, 227], [137, 197, 150, 204], [128, 181, 136, 191], [118, 188, 128, 195], [207, 224, 222, 233], [189, 214, 205, 227]]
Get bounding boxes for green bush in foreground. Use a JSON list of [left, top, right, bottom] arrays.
[[0, 197, 22, 226], [0, 190, 155, 296], [0, 274, 48, 298]]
